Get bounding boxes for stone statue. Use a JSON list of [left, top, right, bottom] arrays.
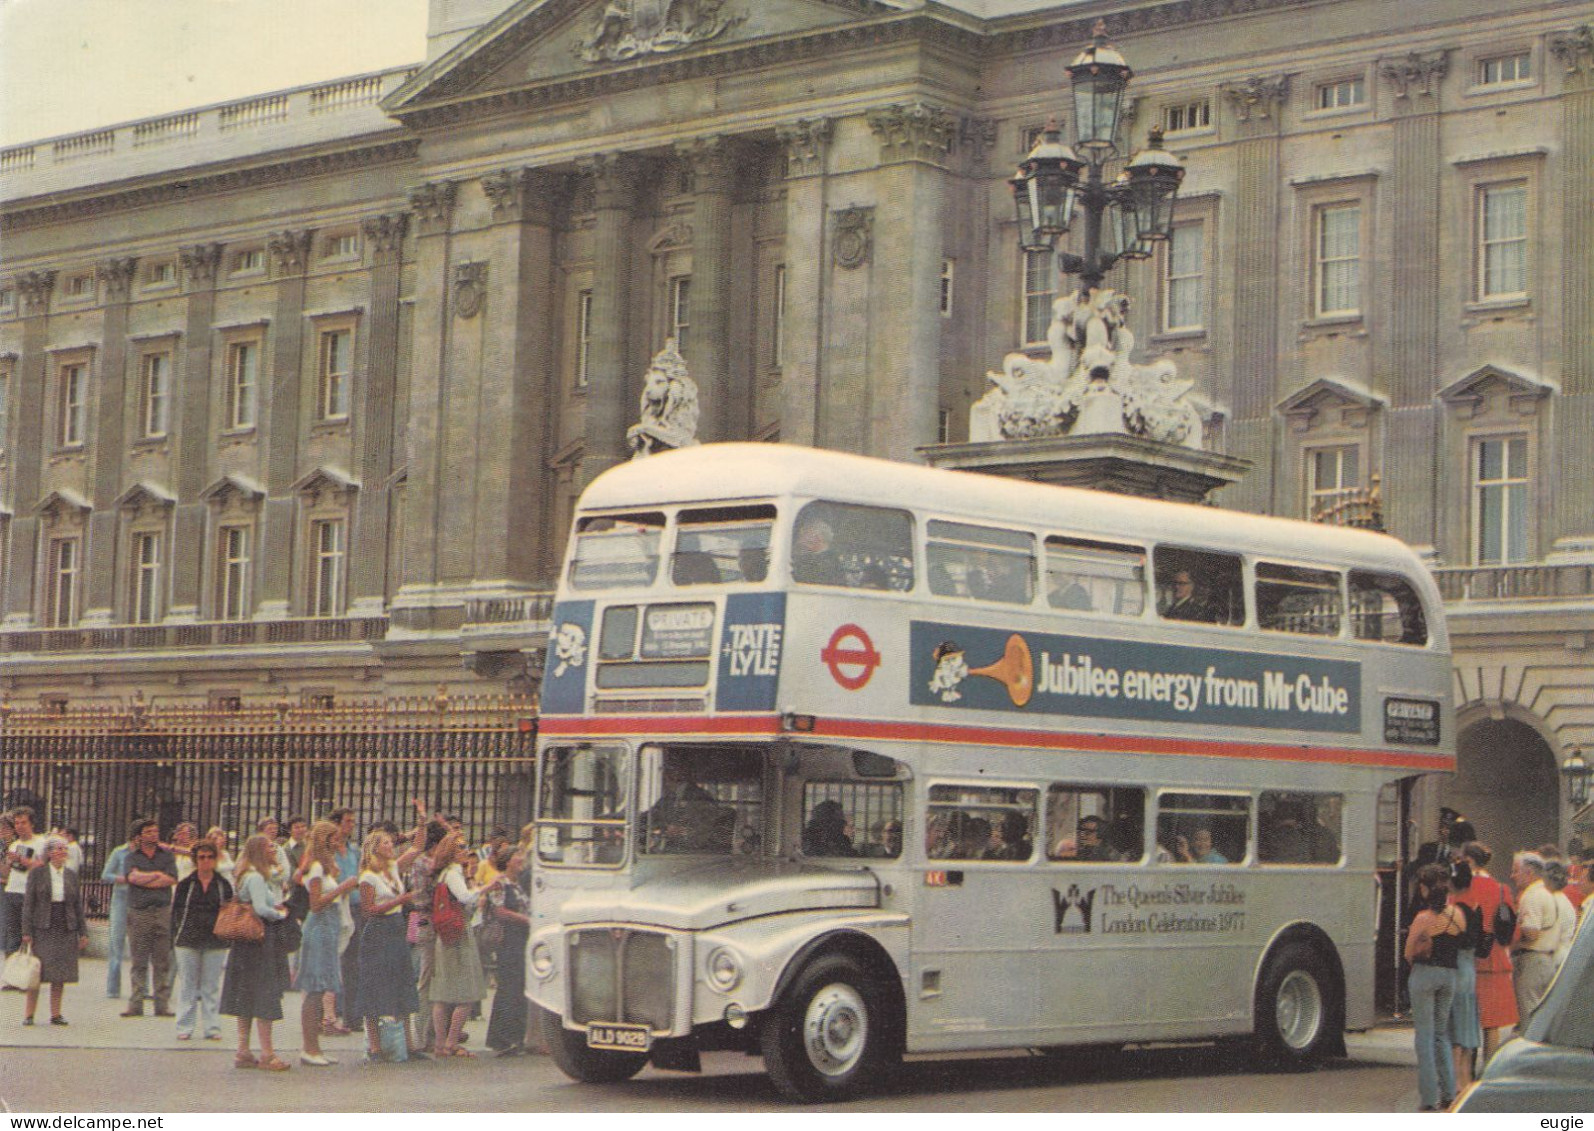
[[578, 0, 743, 63], [627, 338, 701, 457], [970, 286, 1203, 449]]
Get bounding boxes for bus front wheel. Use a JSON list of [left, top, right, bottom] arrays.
[[539, 1008, 648, 1084], [760, 954, 895, 1103], [1254, 942, 1337, 1067]]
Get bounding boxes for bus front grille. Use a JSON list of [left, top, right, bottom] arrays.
[[568, 927, 675, 1031]]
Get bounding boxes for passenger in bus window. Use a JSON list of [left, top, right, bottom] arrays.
[[1048, 574, 1093, 611], [925, 813, 954, 859], [737, 546, 769, 583], [967, 550, 1027, 603], [1174, 826, 1227, 864], [955, 816, 993, 860], [1161, 570, 1216, 622], [1073, 816, 1121, 862], [791, 517, 846, 585], [801, 801, 859, 858], [988, 812, 1033, 861], [860, 820, 902, 859]]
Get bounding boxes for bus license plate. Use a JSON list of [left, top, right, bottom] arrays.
[[587, 1022, 652, 1052]]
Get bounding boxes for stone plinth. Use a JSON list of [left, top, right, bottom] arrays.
[[920, 434, 1251, 505]]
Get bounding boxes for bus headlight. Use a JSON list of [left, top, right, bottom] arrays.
[[705, 946, 743, 992], [530, 941, 556, 980]]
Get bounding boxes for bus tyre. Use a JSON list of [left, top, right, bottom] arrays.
[[1254, 942, 1336, 1068], [539, 1008, 648, 1084], [761, 955, 895, 1103]]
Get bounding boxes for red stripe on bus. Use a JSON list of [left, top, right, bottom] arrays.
[[537, 713, 1452, 770]]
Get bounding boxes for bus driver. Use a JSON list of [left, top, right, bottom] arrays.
[[642, 762, 729, 853]]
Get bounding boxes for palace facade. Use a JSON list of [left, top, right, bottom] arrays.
[[3, 0, 1593, 859]]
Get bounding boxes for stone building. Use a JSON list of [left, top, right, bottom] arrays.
[[2, 0, 1592, 863]]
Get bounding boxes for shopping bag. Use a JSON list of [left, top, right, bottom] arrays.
[[1, 944, 42, 992], [378, 1017, 409, 1063]]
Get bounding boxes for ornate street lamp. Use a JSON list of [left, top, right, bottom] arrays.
[[1563, 747, 1591, 808], [1011, 20, 1185, 293]]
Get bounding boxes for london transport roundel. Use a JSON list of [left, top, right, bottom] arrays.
[[821, 624, 881, 690]]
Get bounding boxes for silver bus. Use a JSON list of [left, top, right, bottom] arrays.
[[527, 444, 1453, 1101]]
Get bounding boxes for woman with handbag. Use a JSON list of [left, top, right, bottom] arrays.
[[293, 821, 359, 1066], [219, 834, 292, 1072], [1457, 841, 1517, 1066], [354, 829, 421, 1061], [171, 841, 234, 1041], [428, 830, 500, 1058], [19, 837, 86, 1026], [484, 848, 531, 1055]]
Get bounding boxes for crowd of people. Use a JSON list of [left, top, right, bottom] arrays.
[[1402, 809, 1591, 1112], [1, 803, 536, 1071]]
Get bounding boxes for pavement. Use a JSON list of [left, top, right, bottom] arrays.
[[0, 956, 524, 1057]]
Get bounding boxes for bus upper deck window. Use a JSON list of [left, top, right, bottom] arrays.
[[791, 501, 914, 591], [569, 512, 665, 591], [1154, 547, 1244, 626], [1044, 536, 1146, 616], [1349, 570, 1428, 646], [1256, 562, 1343, 636], [926, 521, 1035, 604], [673, 504, 776, 586]]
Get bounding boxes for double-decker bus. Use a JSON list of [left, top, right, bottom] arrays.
[[527, 443, 1452, 1102]]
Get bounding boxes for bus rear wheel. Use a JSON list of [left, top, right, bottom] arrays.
[[539, 1008, 648, 1084], [1254, 942, 1337, 1067], [760, 954, 895, 1103]]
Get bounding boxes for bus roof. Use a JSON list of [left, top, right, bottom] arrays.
[[583, 443, 1428, 577]]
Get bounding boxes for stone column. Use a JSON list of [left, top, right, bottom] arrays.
[[476, 168, 563, 586], [1379, 51, 1449, 552], [82, 257, 138, 622], [578, 154, 640, 489], [395, 180, 456, 630], [1551, 26, 1594, 548], [253, 229, 313, 618], [348, 212, 408, 614], [865, 102, 955, 462], [2, 270, 55, 626], [775, 119, 832, 447], [678, 137, 737, 441], [1219, 76, 1289, 516], [167, 244, 222, 619]]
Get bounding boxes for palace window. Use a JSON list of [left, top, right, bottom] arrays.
[[1163, 221, 1204, 332], [317, 327, 351, 420], [58, 362, 86, 447], [1023, 247, 1055, 346], [1477, 182, 1528, 300], [1473, 435, 1530, 565], [63, 273, 94, 300], [1479, 52, 1531, 86], [226, 339, 258, 430], [46, 538, 79, 627], [1306, 445, 1361, 518], [322, 232, 359, 261], [940, 259, 955, 318], [231, 248, 265, 275], [574, 289, 593, 389], [130, 531, 163, 624], [144, 261, 175, 287], [310, 518, 346, 617], [216, 525, 252, 620], [670, 276, 691, 351], [1315, 77, 1365, 110], [772, 264, 787, 368], [1314, 203, 1361, 317], [1163, 100, 1211, 133], [140, 351, 170, 438]]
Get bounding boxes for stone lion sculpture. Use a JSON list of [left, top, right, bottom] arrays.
[[627, 338, 701, 457]]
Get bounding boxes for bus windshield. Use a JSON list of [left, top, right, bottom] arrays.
[[537, 743, 629, 866], [638, 743, 764, 856], [569, 512, 665, 590]]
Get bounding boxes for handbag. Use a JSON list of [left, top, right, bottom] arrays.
[[432, 880, 466, 945], [1, 943, 41, 992], [214, 898, 264, 943], [378, 1017, 410, 1063], [478, 906, 506, 952]]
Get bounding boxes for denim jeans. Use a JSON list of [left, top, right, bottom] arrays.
[[1409, 962, 1457, 1109], [174, 946, 228, 1038], [105, 889, 129, 997]]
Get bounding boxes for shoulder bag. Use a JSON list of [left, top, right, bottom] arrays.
[[214, 897, 264, 943], [1, 943, 41, 992], [432, 877, 466, 945]]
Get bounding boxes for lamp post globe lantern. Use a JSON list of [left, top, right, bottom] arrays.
[[1563, 747, 1591, 808], [1067, 20, 1133, 155], [1124, 127, 1187, 242], [1010, 120, 1083, 251]]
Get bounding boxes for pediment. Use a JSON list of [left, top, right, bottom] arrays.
[[292, 466, 359, 499], [387, 0, 907, 114], [1276, 377, 1387, 432], [1438, 365, 1555, 416], [199, 473, 266, 505], [114, 481, 177, 512], [35, 489, 91, 519]]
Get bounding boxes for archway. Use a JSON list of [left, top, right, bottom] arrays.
[[1448, 717, 1560, 880]]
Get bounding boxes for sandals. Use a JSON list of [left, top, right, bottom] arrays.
[[258, 1056, 292, 1072], [321, 1020, 353, 1036], [234, 1052, 259, 1069], [440, 1046, 475, 1059]]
